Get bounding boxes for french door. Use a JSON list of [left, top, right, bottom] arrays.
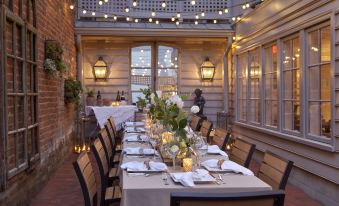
[[130, 43, 179, 103]]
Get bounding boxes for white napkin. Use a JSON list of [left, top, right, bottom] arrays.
[[123, 134, 148, 142], [221, 160, 254, 176], [123, 147, 158, 155], [125, 122, 145, 127], [171, 169, 210, 187], [149, 161, 167, 171], [126, 127, 146, 133], [120, 161, 147, 171], [202, 159, 254, 176], [208, 145, 228, 157]]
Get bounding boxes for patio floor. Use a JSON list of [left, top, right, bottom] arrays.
[[30, 153, 324, 206]]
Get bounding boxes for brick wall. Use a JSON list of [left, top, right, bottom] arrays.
[[0, 0, 77, 205]]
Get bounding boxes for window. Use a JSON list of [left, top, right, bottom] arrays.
[[248, 49, 261, 124], [130, 44, 179, 103], [237, 54, 247, 121], [4, 0, 38, 178], [282, 36, 300, 133], [307, 25, 331, 139], [264, 44, 278, 127]]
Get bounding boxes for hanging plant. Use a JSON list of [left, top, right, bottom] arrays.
[[64, 78, 82, 106], [44, 40, 67, 74]]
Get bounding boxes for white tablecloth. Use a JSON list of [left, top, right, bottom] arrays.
[[85, 105, 138, 129]]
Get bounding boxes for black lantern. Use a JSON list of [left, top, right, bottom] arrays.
[[93, 57, 108, 81], [200, 57, 216, 81]]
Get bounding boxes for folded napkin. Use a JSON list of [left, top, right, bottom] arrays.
[[125, 122, 145, 127], [202, 159, 254, 176], [208, 145, 228, 157], [120, 161, 147, 171], [126, 127, 146, 133], [123, 134, 148, 142], [171, 169, 210, 187], [123, 147, 158, 155], [149, 161, 167, 171]]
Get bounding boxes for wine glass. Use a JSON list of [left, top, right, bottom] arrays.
[[194, 137, 208, 168], [149, 136, 159, 159], [166, 143, 180, 170]]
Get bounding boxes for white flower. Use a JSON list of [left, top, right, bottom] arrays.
[[156, 90, 162, 98], [190, 105, 200, 114], [166, 95, 184, 109], [170, 145, 179, 153], [150, 93, 156, 104]]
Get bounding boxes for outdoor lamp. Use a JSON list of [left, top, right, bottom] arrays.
[[200, 57, 216, 81], [93, 57, 108, 81]]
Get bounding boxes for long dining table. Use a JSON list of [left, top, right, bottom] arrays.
[[119, 129, 272, 206]]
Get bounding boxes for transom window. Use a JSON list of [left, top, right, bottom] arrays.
[[130, 44, 179, 103]]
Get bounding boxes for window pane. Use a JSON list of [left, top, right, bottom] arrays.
[[131, 46, 152, 103], [284, 71, 292, 99], [321, 102, 331, 138], [237, 54, 247, 121], [308, 30, 319, 65], [249, 49, 261, 123], [309, 101, 321, 136], [321, 26, 331, 63], [249, 100, 260, 123], [157, 46, 178, 98], [309, 66, 320, 100], [283, 41, 292, 69], [321, 64, 331, 100], [292, 38, 300, 68]]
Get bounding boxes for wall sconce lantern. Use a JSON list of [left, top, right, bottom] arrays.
[[200, 57, 216, 81], [93, 57, 108, 81]]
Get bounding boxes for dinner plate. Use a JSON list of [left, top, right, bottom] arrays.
[[202, 165, 234, 173], [169, 172, 216, 183], [127, 168, 165, 173]]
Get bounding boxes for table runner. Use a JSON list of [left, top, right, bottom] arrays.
[[85, 105, 137, 129], [120, 137, 271, 206]]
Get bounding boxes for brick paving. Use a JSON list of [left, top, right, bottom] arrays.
[[30, 153, 324, 206]]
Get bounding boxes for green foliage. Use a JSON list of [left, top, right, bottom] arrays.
[[86, 88, 94, 97], [64, 78, 82, 106], [136, 97, 147, 110], [45, 40, 67, 74]]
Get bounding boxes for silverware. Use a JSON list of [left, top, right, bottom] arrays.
[[162, 173, 169, 185]]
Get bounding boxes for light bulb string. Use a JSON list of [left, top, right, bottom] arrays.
[[72, 0, 261, 19]]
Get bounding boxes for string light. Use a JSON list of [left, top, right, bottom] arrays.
[[171, 17, 175, 21], [104, 14, 108, 18], [161, 1, 166, 8], [134, 18, 139, 23], [125, 7, 130, 13], [126, 17, 130, 21], [151, 10, 156, 17], [176, 12, 181, 18], [99, 1, 103, 5], [82, 10, 87, 14], [149, 18, 153, 22], [91, 11, 96, 16], [104, 0, 108, 2], [213, 19, 217, 24], [113, 15, 117, 20], [155, 20, 159, 24], [194, 20, 198, 25], [224, 8, 229, 13], [232, 17, 236, 21], [201, 11, 205, 17], [191, 0, 196, 5], [237, 16, 241, 21], [218, 10, 223, 15], [69, 5, 74, 10], [195, 14, 199, 19], [132, 0, 137, 7], [176, 21, 180, 25]]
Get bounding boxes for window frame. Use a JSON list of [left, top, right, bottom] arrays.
[[1, 0, 39, 181], [305, 21, 333, 144]]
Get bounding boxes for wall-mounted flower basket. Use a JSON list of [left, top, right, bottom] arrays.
[[44, 40, 67, 75], [64, 78, 82, 106]]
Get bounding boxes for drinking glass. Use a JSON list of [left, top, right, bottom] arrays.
[[166, 145, 180, 170], [194, 137, 208, 167]]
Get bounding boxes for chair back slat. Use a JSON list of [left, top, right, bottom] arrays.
[[189, 115, 202, 131], [229, 138, 255, 168], [93, 138, 109, 174], [213, 128, 228, 149], [170, 190, 285, 206], [73, 152, 97, 206], [108, 116, 118, 137], [200, 120, 213, 139], [105, 122, 116, 150], [258, 152, 293, 190], [99, 127, 113, 166]]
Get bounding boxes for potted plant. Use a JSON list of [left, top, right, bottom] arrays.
[[44, 40, 67, 75], [64, 78, 82, 106], [86, 88, 95, 106], [136, 97, 147, 111]]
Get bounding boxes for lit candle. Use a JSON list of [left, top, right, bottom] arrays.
[[183, 158, 193, 172], [162, 131, 173, 144]]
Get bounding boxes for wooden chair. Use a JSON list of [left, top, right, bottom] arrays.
[[189, 115, 202, 131], [108, 116, 122, 152], [91, 139, 121, 206], [104, 122, 121, 164], [258, 151, 294, 190], [213, 128, 229, 150], [229, 138, 256, 168], [73, 152, 121, 206], [200, 120, 213, 142], [98, 127, 120, 169], [170, 190, 285, 206]]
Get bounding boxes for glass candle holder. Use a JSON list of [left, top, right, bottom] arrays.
[[162, 131, 174, 144], [182, 158, 193, 172]]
